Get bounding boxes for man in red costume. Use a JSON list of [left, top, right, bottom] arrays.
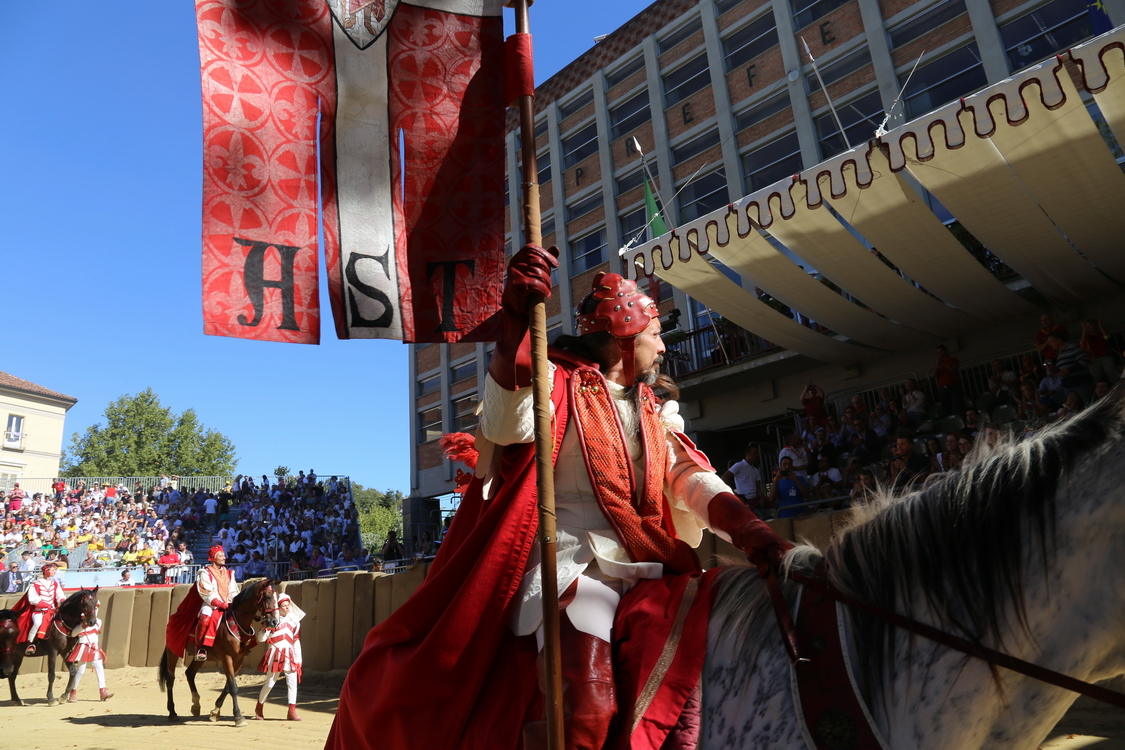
[[327, 246, 790, 750], [18, 562, 66, 655], [194, 545, 239, 661]]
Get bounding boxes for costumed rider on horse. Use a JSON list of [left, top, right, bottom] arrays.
[[327, 245, 792, 750], [195, 545, 240, 661], [21, 562, 66, 655]]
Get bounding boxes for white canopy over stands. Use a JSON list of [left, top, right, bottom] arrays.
[[624, 26, 1125, 366]]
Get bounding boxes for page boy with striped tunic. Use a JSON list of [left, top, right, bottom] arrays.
[[253, 592, 303, 721], [66, 603, 113, 702]]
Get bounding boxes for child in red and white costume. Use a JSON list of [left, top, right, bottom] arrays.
[[66, 604, 113, 702], [254, 593, 304, 721]]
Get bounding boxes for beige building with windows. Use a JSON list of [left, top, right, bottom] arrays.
[[0, 371, 77, 487], [404, 0, 1125, 548]]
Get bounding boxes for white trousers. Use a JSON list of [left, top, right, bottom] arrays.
[[73, 659, 106, 689], [29, 611, 44, 638], [258, 671, 298, 704]]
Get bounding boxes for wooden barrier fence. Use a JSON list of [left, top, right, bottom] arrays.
[[0, 510, 855, 675]]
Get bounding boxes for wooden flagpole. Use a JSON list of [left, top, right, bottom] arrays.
[[508, 1, 566, 747]]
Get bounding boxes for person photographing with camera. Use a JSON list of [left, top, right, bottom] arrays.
[[768, 455, 809, 519]]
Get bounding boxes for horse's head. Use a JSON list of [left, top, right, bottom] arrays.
[[258, 580, 281, 630], [77, 587, 99, 626], [0, 611, 18, 678]]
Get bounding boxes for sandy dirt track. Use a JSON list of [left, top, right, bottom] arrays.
[[2, 666, 1125, 749]]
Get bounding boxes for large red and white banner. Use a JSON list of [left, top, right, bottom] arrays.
[[197, 0, 506, 345]]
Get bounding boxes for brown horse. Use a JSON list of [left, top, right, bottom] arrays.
[[4, 588, 98, 705], [157, 579, 279, 727]]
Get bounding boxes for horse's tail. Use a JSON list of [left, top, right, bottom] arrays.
[[157, 649, 171, 693]]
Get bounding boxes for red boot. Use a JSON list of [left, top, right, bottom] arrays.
[[67, 690, 77, 703], [559, 619, 615, 750], [287, 703, 301, 721], [254, 702, 265, 720], [99, 688, 114, 701]]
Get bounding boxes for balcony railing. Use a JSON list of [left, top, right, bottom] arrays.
[[662, 323, 782, 380], [3, 431, 23, 449]]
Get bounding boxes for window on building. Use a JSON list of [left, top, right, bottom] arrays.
[[562, 123, 599, 168], [743, 130, 802, 192], [806, 46, 871, 92], [559, 89, 595, 120], [538, 150, 552, 186], [570, 228, 608, 274], [616, 162, 659, 195], [547, 322, 564, 344], [4, 415, 24, 449], [418, 406, 443, 443], [535, 119, 549, 138], [723, 13, 779, 71], [901, 43, 987, 120], [888, 0, 966, 49], [678, 170, 730, 222], [418, 375, 440, 397], [735, 90, 792, 131], [658, 17, 704, 55], [619, 204, 670, 245], [450, 359, 476, 384], [606, 55, 646, 88], [567, 193, 603, 223], [716, 0, 745, 16], [672, 128, 722, 166], [610, 90, 651, 140], [663, 54, 712, 107], [453, 395, 479, 433], [791, 0, 851, 30], [815, 90, 884, 157], [1000, 0, 1094, 73]]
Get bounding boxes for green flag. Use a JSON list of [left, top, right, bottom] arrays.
[[643, 177, 667, 239]]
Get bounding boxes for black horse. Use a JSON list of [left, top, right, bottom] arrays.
[[4, 587, 98, 705]]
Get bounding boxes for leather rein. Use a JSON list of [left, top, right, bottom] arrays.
[[763, 563, 1125, 710]]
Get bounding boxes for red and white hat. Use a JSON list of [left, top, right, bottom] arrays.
[[208, 545, 225, 562]]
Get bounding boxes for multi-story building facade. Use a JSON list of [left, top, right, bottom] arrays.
[[405, 0, 1125, 543], [0, 371, 77, 486]]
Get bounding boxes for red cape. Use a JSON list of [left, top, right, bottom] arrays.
[[166, 585, 203, 658], [327, 438, 543, 750], [10, 593, 34, 643]]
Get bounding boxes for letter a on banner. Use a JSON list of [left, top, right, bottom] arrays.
[[196, 0, 506, 345]]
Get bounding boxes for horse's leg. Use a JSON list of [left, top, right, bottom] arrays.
[[210, 653, 232, 723], [229, 654, 246, 728], [45, 651, 58, 706], [8, 654, 22, 706], [185, 658, 203, 717], [160, 649, 180, 721]]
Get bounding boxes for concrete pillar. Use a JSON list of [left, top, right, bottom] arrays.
[[856, 0, 904, 131], [771, 0, 821, 169], [547, 101, 576, 332], [592, 70, 623, 274], [699, 1, 744, 206], [965, 0, 1011, 83]]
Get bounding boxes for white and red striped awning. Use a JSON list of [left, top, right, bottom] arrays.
[[625, 26, 1125, 365]]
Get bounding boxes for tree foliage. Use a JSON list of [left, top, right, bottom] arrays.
[[62, 388, 237, 477], [352, 483, 404, 544]]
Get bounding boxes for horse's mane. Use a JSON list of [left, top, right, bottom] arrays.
[[712, 385, 1125, 708], [827, 384, 1125, 702], [230, 578, 269, 609]]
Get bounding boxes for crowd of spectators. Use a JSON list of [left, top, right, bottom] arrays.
[[731, 315, 1120, 518], [0, 470, 386, 591]]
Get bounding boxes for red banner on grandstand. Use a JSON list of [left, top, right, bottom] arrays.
[[196, 0, 506, 345]]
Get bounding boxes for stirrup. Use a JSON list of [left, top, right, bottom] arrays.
[[24, 644, 36, 656], [195, 649, 208, 661]]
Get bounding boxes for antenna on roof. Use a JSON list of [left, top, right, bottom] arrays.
[[876, 47, 927, 137], [802, 37, 850, 150]]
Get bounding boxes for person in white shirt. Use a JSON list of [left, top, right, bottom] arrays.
[[720, 444, 764, 508], [116, 569, 136, 587], [810, 454, 845, 499], [254, 593, 305, 721], [899, 378, 928, 428], [66, 605, 113, 702]]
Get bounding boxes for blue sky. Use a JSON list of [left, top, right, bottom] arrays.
[[0, 1, 649, 490]]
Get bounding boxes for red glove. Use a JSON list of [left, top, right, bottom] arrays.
[[707, 492, 793, 571], [34, 601, 50, 611], [212, 600, 228, 611], [488, 244, 560, 390]]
